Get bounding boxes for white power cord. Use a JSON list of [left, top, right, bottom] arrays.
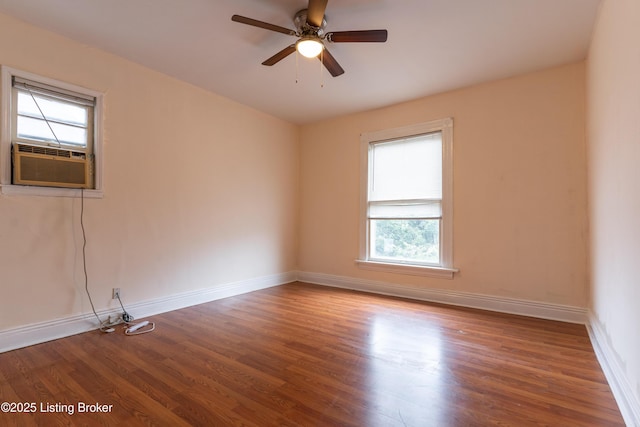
[[124, 320, 156, 336]]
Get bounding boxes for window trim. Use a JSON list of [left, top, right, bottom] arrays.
[[1, 66, 104, 198], [357, 117, 458, 279]]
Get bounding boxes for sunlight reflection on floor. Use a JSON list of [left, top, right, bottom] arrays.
[[366, 311, 454, 426]]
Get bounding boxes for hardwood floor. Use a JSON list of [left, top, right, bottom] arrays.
[[0, 282, 624, 426]]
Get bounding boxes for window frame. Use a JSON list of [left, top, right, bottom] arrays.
[[1, 66, 104, 198], [357, 117, 458, 279]]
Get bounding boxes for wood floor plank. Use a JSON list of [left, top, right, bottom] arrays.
[[0, 282, 625, 426]]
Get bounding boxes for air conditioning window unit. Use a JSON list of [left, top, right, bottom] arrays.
[[12, 143, 92, 189]]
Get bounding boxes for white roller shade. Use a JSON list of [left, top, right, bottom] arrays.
[[369, 200, 442, 219]]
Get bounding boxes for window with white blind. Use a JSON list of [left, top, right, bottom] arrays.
[[357, 118, 457, 278], [1, 66, 103, 197]]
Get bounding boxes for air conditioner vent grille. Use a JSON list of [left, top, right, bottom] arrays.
[[16, 143, 86, 159]]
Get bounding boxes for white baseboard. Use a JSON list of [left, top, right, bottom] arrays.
[[587, 313, 640, 427], [125, 271, 297, 320], [298, 271, 588, 324], [0, 271, 297, 353]]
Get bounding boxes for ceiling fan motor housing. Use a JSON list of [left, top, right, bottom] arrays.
[[294, 9, 326, 38]]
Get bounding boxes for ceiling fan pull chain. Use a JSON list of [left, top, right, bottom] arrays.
[[296, 49, 299, 83], [320, 49, 324, 88]]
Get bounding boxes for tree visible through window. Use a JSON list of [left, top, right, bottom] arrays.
[[372, 218, 440, 264]]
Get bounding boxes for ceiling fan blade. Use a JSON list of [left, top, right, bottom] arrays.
[[262, 45, 297, 66], [327, 30, 388, 43], [319, 48, 345, 77], [307, 0, 328, 28], [231, 15, 296, 36]]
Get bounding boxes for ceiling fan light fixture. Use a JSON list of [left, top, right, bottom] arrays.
[[296, 37, 324, 58], [231, 2, 388, 77]]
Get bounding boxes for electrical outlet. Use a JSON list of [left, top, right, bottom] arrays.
[[112, 288, 120, 300]]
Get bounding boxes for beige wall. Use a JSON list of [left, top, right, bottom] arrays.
[[587, 0, 640, 413], [299, 62, 588, 306], [0, 13, 299, 329]]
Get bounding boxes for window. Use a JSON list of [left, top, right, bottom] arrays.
[[13, 77, 94, 149], [357, 118, 457, 278], [1, 66, 103, 197]]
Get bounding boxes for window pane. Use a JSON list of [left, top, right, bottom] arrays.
[[370, 132, 442, 201], [17, 116, 87, 147], [17, 92, 88, 126], [370, 219, 440, 264]]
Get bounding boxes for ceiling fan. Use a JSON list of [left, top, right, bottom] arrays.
[[231, 0, 388, 77]]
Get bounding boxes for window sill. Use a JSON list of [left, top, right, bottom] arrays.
[[355, 259, 459, 279], [1, 184, 103, 198]]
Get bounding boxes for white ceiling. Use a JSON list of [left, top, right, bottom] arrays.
[[0, 0, 601, 124]]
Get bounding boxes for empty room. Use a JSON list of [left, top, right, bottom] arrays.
[[0, 0, 638, 426]]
